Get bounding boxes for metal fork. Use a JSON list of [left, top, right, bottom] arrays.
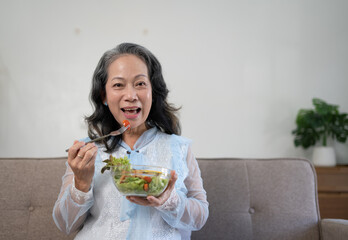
[[65, 125, 130, 152]]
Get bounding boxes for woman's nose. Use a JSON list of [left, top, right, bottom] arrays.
[[124, 86, 138, 101]]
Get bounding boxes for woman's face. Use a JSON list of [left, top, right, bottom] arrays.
[[104, 54, 152, 132]]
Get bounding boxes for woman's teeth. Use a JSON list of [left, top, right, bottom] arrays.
[[122, 108, 140, 114]]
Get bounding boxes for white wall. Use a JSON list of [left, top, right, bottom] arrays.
[[1, 0, 348, 164]]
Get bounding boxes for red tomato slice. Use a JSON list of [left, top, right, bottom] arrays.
[[144, 183, 149, 191], [123, 120, 130, 128], [143, 176, 152, 183]]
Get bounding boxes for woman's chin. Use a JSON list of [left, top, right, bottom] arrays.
[[125, 121, 148, 133]]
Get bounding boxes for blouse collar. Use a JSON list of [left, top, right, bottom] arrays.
[[119, 127, 158, 151]]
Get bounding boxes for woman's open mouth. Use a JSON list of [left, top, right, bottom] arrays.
[[121, 107, 141, 119]]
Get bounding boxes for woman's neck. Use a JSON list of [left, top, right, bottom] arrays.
[[122, 123, 148, 150]]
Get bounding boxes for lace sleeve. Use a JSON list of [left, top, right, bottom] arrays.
[[52, 161, 94, 234], [155, 187, 180, 211], [156, 146, 209, 231]]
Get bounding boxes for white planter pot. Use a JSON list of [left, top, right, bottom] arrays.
[[312, 146, 336, 166]]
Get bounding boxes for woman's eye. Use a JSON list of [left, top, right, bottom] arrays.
[[113, 83, 122, 88], [136, 81, 146, 87]]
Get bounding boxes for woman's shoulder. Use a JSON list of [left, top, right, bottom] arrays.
[[155, 129, 191, 145], [171, 134, 192, 146]]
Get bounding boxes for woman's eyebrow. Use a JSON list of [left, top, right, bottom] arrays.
[[111, 74, 148, 81], [111, 76, 125, 81], [134, 74, 148, 79]]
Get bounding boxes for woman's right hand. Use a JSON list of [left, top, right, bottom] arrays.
[[68, 140, 98, 192]]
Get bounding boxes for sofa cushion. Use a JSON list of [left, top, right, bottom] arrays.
[[192, 158, 321, 240], [0, 158, 75, 240]]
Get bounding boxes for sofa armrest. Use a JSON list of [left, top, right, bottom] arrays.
[[321, 218, 348, 240]]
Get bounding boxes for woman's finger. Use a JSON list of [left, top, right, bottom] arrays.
[[68, 141, 85, 159], [146, 196, 161, 205], [148, 171, 178, 206], [76, 143, 96, 160], [167, 171, 177, 190], [85, 146, 98, 166], [76, 144, 97, 168], [83, 145, 97, 160], [127, 196, 150, 206]]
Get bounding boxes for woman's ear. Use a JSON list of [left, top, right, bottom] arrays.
[[101, 91, 107, 106]]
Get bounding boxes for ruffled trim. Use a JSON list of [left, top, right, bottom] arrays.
[[70, 178, 94, 205], [155, 188, 180, 212]]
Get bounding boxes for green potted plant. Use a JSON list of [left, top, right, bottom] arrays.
[[292, 98, 348, 166]]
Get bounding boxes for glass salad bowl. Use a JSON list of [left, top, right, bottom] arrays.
[[110, 164, 171, 197], [101, 155, 171, 197]]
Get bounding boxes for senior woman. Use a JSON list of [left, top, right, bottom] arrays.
[[53, 43, 209, 240]]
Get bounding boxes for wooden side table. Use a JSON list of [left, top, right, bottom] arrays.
[[315, 165, 348, 219]]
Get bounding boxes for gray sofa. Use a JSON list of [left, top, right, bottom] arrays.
[[1, 157, 347, 240]]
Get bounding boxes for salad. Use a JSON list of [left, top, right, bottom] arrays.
[[101, 155, 170, 197]]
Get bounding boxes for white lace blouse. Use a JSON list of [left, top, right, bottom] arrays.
[[52, 128, 209, 240]]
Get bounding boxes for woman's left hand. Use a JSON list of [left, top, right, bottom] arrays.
[[126, 170, 177, 207]]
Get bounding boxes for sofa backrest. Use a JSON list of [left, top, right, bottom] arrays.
[[192, 158, 321, 240]]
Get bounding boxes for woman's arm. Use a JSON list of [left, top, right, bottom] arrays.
[[155, 146, 209, 231], [52, 162, 94, 234]]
